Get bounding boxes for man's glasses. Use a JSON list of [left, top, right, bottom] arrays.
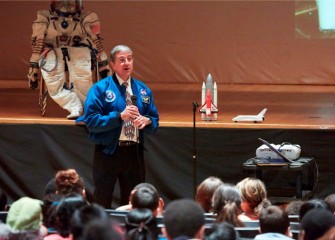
[[116, 56, 133, 64]]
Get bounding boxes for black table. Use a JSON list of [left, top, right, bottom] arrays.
[[243, 157, 315, 198]]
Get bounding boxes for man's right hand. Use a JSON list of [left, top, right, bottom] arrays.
[[27, 67, 39, 90], [121, 105, 139, 121]]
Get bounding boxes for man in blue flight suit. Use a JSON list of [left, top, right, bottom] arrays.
[[76, 45, 159, 208]]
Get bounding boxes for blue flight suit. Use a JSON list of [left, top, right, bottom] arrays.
[[76, 74, 159, 207]]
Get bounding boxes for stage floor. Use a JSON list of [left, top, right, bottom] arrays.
[[1, 81, 335, 202], [1, 81, 335, 129]]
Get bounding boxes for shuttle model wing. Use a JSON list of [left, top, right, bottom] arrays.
[[232, 108, 267, 123]]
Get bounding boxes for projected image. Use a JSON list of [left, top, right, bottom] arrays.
[[295, 0, 335, 38]]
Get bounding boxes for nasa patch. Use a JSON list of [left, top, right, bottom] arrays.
[[105, 90, 116, 102], [141, 96, 150, 104], [140, 88, 147, 96]]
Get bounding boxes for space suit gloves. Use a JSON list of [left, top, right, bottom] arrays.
[[27, 62, 39, 90], [98, 51, 111, 79]]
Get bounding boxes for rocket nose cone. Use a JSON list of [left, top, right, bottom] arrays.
[[206, 73, 213, 83]]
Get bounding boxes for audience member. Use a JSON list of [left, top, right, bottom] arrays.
[[41, 178, 61, 231], [284, 200, 304, 216], [196, 176, 223, 213], [317, 226, 335, 240], [82, 218, 124, 240], [205, 222, 238, 240], [0, 222, 11, 240], [44, 169, 88, 233], [45, 193, 88, 240], [0, 189, 8, 211], [131, 186, 159, 213], [162, 199, 205, 240], [71, 203, 108, 240], [254, 205, 293, 240], [117, 183, 165, 216], [211, 184, 244, 227], [55, 169, 86, 197], [299, 208, 335, 240], [8, 231, 42, 240], [6, 197, 47, 239], [299, 198, 332, 221], [44, 178, 57, 196], [125, 208, 159, 240], [236, 177, 271, 220], [325, 193, 335, 213]]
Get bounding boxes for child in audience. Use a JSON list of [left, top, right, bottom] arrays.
[[299, 198, 332, 221], [284, 200, 304, 216], [162, 199, 205, 240], [0, 222, 11, 240], [41, 178, 60, 231], [211, 184, 244, 227], [71, 203, 108, 240], [254, 205, 294, 240], [116, 183, 165, 216], [317, 226, 335, 240], [325, 193, 335, 213], [196, 176, 223, 213], [55, 169, 86, 198], [45, 193, 88, 240], [236, 177, 271, 220], [299, 208, 335, 240], [125, 208, 159, 240], [6, 197, 48, 239], [205, 222, 238, 240], [82, 218, 124, 240]]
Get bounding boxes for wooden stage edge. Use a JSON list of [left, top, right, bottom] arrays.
[[0, 118, 333, 130], [1, 80, 335, 130]]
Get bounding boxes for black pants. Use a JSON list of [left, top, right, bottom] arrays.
[[93, 144, 144, 208]]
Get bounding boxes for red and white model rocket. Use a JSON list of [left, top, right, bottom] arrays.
[[199, 73, 218, 121]]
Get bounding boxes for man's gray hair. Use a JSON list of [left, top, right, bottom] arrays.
[[110, 45, 133, 62]]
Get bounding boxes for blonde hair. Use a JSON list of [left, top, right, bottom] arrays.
[[236, 177, 271, 215]]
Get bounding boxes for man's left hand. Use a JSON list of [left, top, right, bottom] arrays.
[[133, 116, 151, 129]]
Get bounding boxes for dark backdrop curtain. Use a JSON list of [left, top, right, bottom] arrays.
[[1, 124, 334, 207]]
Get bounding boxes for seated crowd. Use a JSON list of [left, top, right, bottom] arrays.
[[1, 170, 335, 240]]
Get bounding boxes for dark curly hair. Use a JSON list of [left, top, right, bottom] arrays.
[[55, 169, 85, 196]]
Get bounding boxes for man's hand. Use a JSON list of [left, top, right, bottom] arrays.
[[121, 105, 139, 121], [27, 67, 39, 90], [133, 116, 152, 129], [121, 106, 151, 129]]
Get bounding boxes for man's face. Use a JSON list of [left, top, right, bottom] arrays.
[[111, 51, 134, 81]]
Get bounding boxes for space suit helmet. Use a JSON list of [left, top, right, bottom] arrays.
[[51, 0, 83, 16]]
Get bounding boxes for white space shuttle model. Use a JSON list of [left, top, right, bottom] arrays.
[[232, 108, 267, 123], [199, 73, 218, 121]]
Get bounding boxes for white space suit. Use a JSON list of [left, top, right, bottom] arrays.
[[27, 0, 110, 119]]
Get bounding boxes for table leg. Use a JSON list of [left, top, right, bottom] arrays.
[[256, 169, 262, 179], [296, 171, 302, 198]]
